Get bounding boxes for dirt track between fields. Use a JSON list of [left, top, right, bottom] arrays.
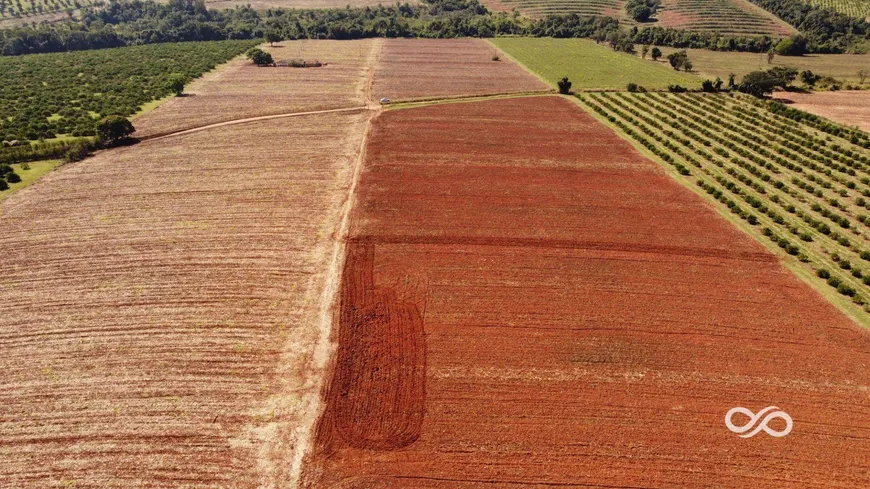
[[141, 106, 369, 142]]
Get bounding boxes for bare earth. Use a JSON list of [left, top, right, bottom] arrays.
[[371, 38, 550, 102], [134, 40, 379, 138], [0, 112, 371, 488], [302, 96, 870, 487], [777, 90, 870, 133], [0, 38, 559, 488]]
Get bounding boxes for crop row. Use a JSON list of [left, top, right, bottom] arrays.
[[497, 0, 623, 16], [0, 40, 258, 142], [579, 91, 870, 314], [0, 0, 88, 18], [806, 0, 870, 19]]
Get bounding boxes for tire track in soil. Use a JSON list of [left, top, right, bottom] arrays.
[[316, 243, 425, 452]]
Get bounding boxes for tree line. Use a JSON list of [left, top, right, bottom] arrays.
[[1, 0, 867, 57], [746, 0, 869, 53]]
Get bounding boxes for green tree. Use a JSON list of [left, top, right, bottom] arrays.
[[557, 77, 572, 94], [65, 140, 92, 162], [701, 79, 716, 92], [641, 45, 649, 59], [629, 4, 652, 21], [667, 50, 689, 71], [246, 47, 273, 66], [738, 70, 780, 97], [800, 70, 820, 87], [96, 116, 135, 145], [774, 35, 807, 56], [651, 47, 662, 61], [167, 73, 186, 96], [264, 30, 283, 46], [768, 66, 798, 87]]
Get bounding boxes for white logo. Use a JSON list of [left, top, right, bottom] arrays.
[[725, 406, 793, 438]]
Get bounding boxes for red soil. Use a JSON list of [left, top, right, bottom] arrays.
[[302, 96, 870, 487], [371, 39, 549, 102], [319, 242, 426, 452], [779, 90, 870, 133]]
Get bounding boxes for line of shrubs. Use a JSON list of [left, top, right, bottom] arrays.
[[0, 162, 21, 191], [0, 115, 135, 192]]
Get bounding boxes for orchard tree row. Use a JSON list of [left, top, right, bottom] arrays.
[[0, 39, 257, 142], [580, 91, 870, 315]]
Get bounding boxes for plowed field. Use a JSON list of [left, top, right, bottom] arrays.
[[0, 111, 369, 487], [302, 96, 870, 487], [778, 90, 870, 133], [133, 39, 378, 138], [371, 39, 549, 102]]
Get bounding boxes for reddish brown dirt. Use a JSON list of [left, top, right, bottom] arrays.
[[779, 90, 870, 133], [317, 242, 426, 453], [0, 112, 370, 487], [133, 40, 378, 138], [371, 39, 549, 102], [302, 96, 870, 487]]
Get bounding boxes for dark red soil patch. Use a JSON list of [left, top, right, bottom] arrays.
[[302, 96, 870, 487], [317, 242, 426, 452]]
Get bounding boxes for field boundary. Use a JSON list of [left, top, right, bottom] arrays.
[[567, 94, 870, 330], [139, 106, 368, 142], [386, 91, 559, 111], [287, 110, 382, 489], [385, 88, 554, 107], [487, 38, 556, 89]]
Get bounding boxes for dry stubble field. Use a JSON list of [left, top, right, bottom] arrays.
[[777, 90, 870, 133], [371, 39, 549, 102], [133, 40, 379, 138], [302, 96, 870, 488], [0, 110, 371, 487]]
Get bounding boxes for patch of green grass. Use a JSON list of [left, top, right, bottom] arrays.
[[490, 37, 701, 90], [1, 159, 62, 201], [28, 134, 88, 146], [132, 94, 174, 120], [654, 46, 870, 84]]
